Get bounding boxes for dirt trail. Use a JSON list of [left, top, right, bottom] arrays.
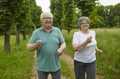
[[30, 53, 67, 79], [30, 53, 103, 79]]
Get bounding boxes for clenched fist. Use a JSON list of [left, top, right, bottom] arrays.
[[57, 48, 63, 56], [86, 36, 92, 43], [35, 40, 42, 49]]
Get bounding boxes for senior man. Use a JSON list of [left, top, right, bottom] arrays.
[[26, 12, 66, 79]]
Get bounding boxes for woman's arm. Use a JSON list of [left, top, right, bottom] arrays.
[[73, 36, 92, 51], [96, 46, 102, 54]]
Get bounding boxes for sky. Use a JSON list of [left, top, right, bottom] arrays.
[[36, 0, 120, 12]]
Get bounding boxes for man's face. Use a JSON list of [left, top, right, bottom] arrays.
[[41, 14, 53, 28]]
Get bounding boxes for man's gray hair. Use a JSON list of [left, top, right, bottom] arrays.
[[40, 12, 53, 20], [78, 16, 90, 27]]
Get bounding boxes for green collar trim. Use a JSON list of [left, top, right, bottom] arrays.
[[39, 26, 55, 32]]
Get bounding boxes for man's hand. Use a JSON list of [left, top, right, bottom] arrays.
[[26, 40, 42, 51], [57, 48, 63, 56], [57, 42, 66, 56], [35, 40, 42, 49]]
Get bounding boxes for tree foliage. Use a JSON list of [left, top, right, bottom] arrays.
[[32, 5, 42, 28], [50, 0, 64, 30], [50, 0, 76, 32], [0, 0, 24, 52], [0, 0, 120, 52], [96, 3, 120, 27], [75, 0, 98, 16], [62, 0, 76, 33], [0, 0, 42, 52], [89, 7, 104, 28]]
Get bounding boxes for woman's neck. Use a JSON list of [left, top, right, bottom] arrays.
[[81, 30, 89, 34]]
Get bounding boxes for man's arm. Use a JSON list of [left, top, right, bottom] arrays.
[[26, 40, 42, 51], [57, 42, 66, 56]]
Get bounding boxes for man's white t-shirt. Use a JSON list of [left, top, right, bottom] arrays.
[[72, 30, 97, 63]]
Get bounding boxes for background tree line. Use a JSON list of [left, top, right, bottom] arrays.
[[0, 0, 42, 52], [50, 0, 120, 31], [0, 0, 120, 52]]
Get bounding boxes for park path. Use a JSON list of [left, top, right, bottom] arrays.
[[61, 53, 104, 79], [30, 52, 103, 79]]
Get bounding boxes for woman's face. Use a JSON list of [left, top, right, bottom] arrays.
[[80, 20, 89, 31]]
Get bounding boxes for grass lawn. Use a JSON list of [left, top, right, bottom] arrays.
[[61, 59, 74, 79], [0, 36, 34, 79], [0, 28, 120, 79]]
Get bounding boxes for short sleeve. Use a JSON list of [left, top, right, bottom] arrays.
[[94, 31, 97, 44], [72, 32, 79, 44], [92, 30, 95, 36], [57, 28, 65, 43], [29, 31, 37, 44], [94, 31, 96, 37]]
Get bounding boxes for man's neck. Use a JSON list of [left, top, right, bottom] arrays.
[[43, 26, 52, 33]]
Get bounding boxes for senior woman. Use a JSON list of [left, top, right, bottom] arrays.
[[72, 17, 102, 79]]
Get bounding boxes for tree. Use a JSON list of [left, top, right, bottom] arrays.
[[62, 0, 76, 33], [15, 2, 27, 44], [75, 0, 98, 16], [89, 7, 104, 28], [32, 5, 42, 28], [0, 0, 42, 52], [15, 0, 42, 44], [15, 0, 39, 43], [112, 3, 120, 27], [97, 5, 107, 27], [97, 3, 120, 27], [50, 0, 64, 30], [0, 0, 23, 52]]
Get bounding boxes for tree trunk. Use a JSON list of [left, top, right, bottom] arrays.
[[22, 31, 26, 40], [4, 33, 10, 52], [16, 26, 20, 44], [67, 29, 71, 33], [4, 15, 15, 52], [28, 26, 34, 37]]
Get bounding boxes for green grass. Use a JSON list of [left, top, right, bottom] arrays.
[[0, 36, 34, 79], [63, 28, 120, 79], [62, 30, 77, 57], [95, 29, 120, 79], [0, 28, 120, 79], [60, 59, 74, 79], [0, 35, 75, 79]]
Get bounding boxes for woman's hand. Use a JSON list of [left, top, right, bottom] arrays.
[[96, 49, 103, 54], [73, 36, 92, 51], [86, 36, 92, 43]]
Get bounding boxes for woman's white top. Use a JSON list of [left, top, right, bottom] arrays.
[[72, 30, 97, 63]]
